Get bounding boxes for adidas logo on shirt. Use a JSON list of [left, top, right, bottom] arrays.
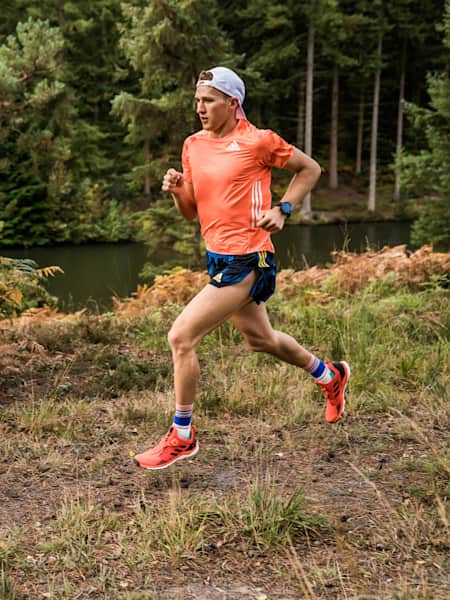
[[226, 140, 241, 151]]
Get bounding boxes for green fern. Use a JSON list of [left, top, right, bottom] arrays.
[[0, 256, 61, 318]]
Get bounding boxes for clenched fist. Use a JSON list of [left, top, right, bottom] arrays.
[[162, 168, 184, 193]]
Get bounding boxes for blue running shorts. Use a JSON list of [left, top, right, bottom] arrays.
[[206, 250, 276, 304]]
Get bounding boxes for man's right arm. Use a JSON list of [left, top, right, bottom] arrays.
[[162, 168, 197, 221]]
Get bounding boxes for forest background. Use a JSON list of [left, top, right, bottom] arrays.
[[0, 0, 449, 264]]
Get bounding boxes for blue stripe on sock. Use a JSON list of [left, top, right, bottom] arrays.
[[174, 415, 192, 426], [311, 361, 326, 379]]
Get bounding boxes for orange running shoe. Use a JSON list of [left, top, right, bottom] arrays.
[[318, 361, 351, 423], [134, 426, 199, 470]]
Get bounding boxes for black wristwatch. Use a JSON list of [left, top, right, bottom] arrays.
[[276, 201, 293, 218]]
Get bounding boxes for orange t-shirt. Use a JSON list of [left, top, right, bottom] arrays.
[[182, 119, 294, 255]]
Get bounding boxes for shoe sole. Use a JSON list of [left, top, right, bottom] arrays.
[[327, 361, 351, 424], [134, 442, 200, 471]]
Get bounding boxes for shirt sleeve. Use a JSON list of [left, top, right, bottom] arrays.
[[181, 139, 193, 184], [259, 129, 295, 169]]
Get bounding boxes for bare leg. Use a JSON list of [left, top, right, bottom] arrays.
[[135, 277, 347, 469], [228, 300, 313, 367], [229, 301, 351, 425], [168, 273, 257, 406]]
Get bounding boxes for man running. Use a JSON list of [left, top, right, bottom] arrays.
[[134, 67, 350, 470]]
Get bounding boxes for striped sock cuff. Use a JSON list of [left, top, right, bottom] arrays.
[[305, 356, 326, 379], [174, 404, 193, 428]]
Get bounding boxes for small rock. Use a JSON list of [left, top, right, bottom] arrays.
[[377, 456, 388, 469]]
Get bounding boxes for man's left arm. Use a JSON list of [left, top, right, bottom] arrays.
[[256, 148, 321, 233]]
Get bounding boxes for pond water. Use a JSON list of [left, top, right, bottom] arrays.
[[1, 221, 412, 310]]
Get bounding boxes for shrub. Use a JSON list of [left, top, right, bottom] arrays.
[[411, 197, 450, 251], [0, 257, 61, 318]]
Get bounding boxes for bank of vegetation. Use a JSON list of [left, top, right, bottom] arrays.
[[0, 247, 449, 597], [1, 1, 450, 266]]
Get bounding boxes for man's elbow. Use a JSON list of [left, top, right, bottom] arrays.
[[310, 159, 322, 185], [293, 154, 322, 184]]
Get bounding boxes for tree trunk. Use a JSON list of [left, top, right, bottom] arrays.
[[144, 139, 152, 203], [356, 90, 365, 174], [394, 38, 407, 202], [296, 76, 305, 149], [329, 63, 339, 189], [368, 32, 383, 213], [303, 13, 315, 217]]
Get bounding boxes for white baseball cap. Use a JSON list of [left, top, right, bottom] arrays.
[[196, 66, 246, 120]]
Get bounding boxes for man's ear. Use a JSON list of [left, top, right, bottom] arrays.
[[229, 97, 239, 112]]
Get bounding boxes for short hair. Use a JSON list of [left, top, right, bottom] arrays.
[[198, 70, 213, 82], [197, 70, 231, 99]]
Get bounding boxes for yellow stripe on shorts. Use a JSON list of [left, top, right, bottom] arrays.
[[258, 251, 269, 268]]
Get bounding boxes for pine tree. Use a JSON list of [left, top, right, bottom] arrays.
[[11, 0, 129, 193], [398, 1, 450, 249], [302, 1, 316, 216], [230, 1, 302, 129], [0, 18, 73, 245], [387, 0, 446, 202], [368, 28, 383, 213], [113, 0, 237, 276], [1, 0, 448, 251], [0, 3, 133, 244], [318, 0, 366, 189], [112, 0, 235, 201]]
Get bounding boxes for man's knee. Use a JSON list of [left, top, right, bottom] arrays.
[[168, 324, 194, 355], [244, 332, 277, 353]]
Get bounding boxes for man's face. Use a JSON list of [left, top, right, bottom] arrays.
[[194, 86, 237, 133]]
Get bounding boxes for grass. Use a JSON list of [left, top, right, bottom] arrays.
[[0, 272, 449, 598], [211, 477, 327, 550], [41, 495, 119, 573]]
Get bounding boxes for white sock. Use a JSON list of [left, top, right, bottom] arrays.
[[176, 426, 191, 440]]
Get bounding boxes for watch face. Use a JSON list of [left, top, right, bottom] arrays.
[[280, 202, 292, 215]]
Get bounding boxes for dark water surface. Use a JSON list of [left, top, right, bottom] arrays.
[[1, 221, 411, 310]]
